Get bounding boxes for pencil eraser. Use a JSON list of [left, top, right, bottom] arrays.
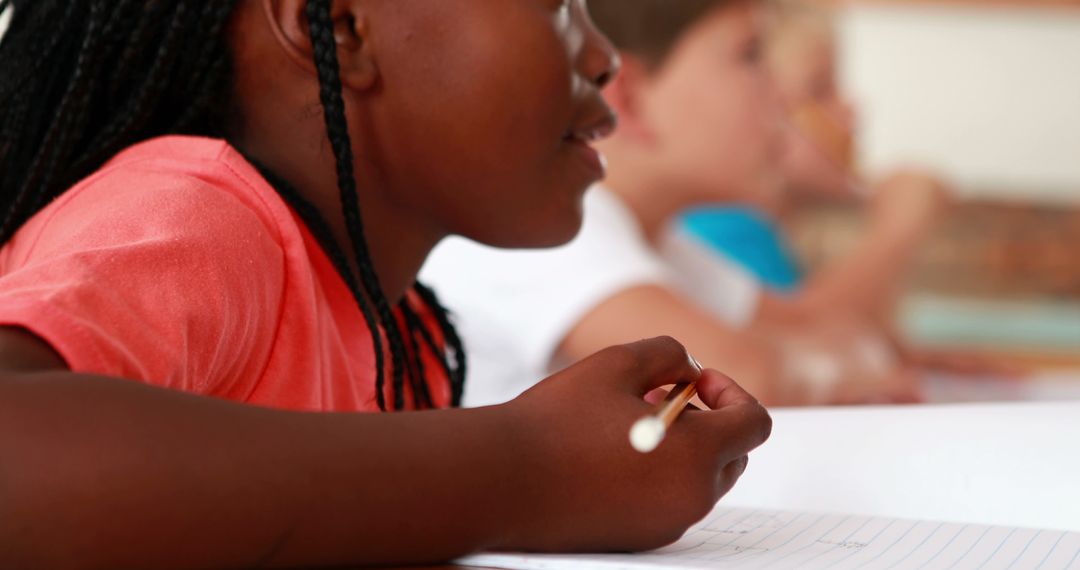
[[630, 417, 667, 454]]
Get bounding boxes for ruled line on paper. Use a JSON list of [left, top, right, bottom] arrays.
[[460, 507, 1080, 570]]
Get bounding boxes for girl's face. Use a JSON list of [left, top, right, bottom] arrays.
[[636, 2, 784, 210], [354, 0, 619, 248]]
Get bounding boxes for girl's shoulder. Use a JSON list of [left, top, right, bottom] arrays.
[[11, 136, 297, 263], [90, 136, 294, 241], [0, 137, 296, 394]]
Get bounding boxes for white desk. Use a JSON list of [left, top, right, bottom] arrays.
[[724, 401, 1080, 533]]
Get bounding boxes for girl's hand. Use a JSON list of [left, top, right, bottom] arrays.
[[497, 336, 772, 553]]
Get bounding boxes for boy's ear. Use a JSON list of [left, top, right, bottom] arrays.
[[603, 55, 657, 144], [262, 0, 379, 92]]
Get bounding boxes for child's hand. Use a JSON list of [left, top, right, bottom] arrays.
[[824, 367, 925, 406], [497, 337, 772, 554], [772, 316, 925, 406], [868, 170, 954, 244]]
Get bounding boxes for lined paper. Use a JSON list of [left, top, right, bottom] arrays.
[[460, 507, 1080, 569]]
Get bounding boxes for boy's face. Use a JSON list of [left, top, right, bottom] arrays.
[[357, 0, 619, 248], [771, 21, 857, 195], [633, 2, 783, 209]]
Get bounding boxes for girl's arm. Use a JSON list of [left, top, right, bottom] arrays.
[[0, 329, 771, 569]]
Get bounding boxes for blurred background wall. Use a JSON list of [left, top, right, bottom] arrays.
[[840, 2, 1080, 205], [792, 0, 1080, 365]]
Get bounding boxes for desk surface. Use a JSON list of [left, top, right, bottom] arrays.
[[724, 400, 1080, 532], [416, 401, 1080, 569]]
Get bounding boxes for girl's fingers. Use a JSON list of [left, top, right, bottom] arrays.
[[716, 455, 751, 499], [696, 369, 760, 410], [594, 336, 704, 394], [693, 400, 773, 460], [644, 387, 669, 405]]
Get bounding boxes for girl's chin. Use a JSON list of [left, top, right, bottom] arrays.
[[469, 212, 584, 250]]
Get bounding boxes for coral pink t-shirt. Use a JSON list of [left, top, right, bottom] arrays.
[[0, 136, 451, 412]]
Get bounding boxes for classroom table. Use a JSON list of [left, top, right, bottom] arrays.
[[420, 379, 1080, 569], [724, 400, 1080, 533], [443, 399, 1080, 569]]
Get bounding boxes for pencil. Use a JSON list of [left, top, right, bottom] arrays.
[[629, 382, 698, 453]]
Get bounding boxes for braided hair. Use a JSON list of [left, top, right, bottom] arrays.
[[0, 0, 467, 410]]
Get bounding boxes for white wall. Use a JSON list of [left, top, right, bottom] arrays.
[[838, 4, 1080, 205]]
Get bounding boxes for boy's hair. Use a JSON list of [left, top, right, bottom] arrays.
[[587, 0, 739, 65], [0, 0, 465, 410], [767, 0, 835, 54]]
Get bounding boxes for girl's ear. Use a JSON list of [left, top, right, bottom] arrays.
[[262, 0, 379, 92], [603, 54, 657, 144]]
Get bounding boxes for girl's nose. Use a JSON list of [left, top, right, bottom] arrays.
[[578, 11, 621, 89]]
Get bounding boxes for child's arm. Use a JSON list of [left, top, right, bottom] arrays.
[[556, 286, 921, 406], [0, 329, 770, 568], [761, 171, 952, 327], [557, 285, 784, 403]]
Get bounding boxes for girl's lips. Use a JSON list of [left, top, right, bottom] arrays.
[[562, 105, 616, 181], [564, 137, 607, 180], [563, 112, 618, 145]]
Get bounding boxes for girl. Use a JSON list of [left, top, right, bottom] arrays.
[[0, 0, 770, 567]]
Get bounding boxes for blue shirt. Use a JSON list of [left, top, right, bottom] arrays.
[[679, 206, 804, 292]]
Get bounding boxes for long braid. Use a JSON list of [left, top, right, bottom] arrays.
[[397, 300, 437, 409], [252, 144, 460, 412], [0, 0, 238, 245], [305, 0, 468, 410], [72, 3, 229, 178], [244, 157, 391, 411], [0, 4, 78, 101], [413, 282, 468, 407], [306, 0, 416, 410], [3, 4, 102, 230], [0, 3, 86, 237]]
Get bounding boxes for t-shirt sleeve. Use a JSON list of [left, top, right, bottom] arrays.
[[0, 167, 285, 396], [658, 226, 763, 328], [420, 189, 672, 375]]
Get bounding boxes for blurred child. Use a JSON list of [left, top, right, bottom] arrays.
[[683, 0, 1018, 376], [679, 0, 952, 325], [0, 1, 770, 566], [423, 0, 923, 407]]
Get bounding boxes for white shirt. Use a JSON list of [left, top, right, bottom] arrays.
[[420, 187, 761, 407]]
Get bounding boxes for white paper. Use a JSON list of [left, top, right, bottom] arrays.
[[461, 507, 1080, 570]]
